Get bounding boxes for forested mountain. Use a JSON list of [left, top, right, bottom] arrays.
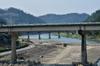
[[0, 7, 90, 24], [0, 18, 7, 25], [85, 10, 100, 22], [0, 7, 45, 24], [39, 13, 89, 23], [85, 10, 100, 38]]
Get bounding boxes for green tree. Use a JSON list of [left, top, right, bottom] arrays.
[[0, 18, 7, 25], [86, 10, 100, 22], [85, 10, 100, 38]]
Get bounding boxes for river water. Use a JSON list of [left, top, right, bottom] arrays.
[[19, 33, 100, 45]]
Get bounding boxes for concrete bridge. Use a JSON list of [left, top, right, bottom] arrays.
[[0, 22, 100, 66], [0, 22, 100, 32]]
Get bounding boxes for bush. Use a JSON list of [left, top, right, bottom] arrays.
[[0, 44, 28, 52]]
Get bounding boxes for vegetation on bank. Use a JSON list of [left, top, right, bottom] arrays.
[[60, 33, 80, 39], [0, 43, 28, 52], [0, 18, 29, 52], [60, 32, 100, 41]]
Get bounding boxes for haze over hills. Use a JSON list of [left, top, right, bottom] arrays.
[[39, 13, 89, 23], [0, 7, 45, 24], [0, 7, 90, 25]]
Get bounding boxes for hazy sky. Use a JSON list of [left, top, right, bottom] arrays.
[[0, 0, 100, 16]]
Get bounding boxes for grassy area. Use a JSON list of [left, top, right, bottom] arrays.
[[0, 47, 10, 52], [56, 32, 100, 41], [0, 43, 28, 52], [87, 35, 100, 40], [54, 32, 80, 38], [58, 32, 81, 39]]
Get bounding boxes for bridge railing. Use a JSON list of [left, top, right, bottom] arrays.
[[0, 22, 100, 27]]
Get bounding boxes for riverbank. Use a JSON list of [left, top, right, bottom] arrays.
[[0, 44, 28, 53], [15, 40, 100, 64], [0, 39, 100, 64], [0, 44, 35, 61], [18, 38, 100, 64], [41, 45, 100, 64]]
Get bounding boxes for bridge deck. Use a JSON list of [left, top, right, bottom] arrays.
[[0, 22, 100, 32]]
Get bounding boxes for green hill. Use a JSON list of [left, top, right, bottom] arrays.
[[0, 7, 45, 24], [39, 13, 89, 23], [85, 10, 100, 39], [86, 10, 100, 22]]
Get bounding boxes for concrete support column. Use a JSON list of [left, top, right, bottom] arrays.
[[38, 32, 41, 40], [48, 32, 51, 39], [58, 32, 61, 39], [11, 32, 17, 64], [78, 30, 88, 66], [27, 32, 30, 41]]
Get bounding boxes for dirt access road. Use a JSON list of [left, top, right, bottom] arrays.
[[43, 46, 81, 64]]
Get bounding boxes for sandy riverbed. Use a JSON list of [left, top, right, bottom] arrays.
[[16, 41, 100, 64], [0, 40, 100, 64]]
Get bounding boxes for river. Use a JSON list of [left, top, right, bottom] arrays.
[[19, 33, 100, 45]]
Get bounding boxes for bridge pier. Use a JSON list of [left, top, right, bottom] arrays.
[[38, 32, 41, 40], [27, 32, 30, 41], [48, 32, 51, 39], [58, 32, 61, 39], [78, 30, 88, 66], [11, 32, 17, 64]]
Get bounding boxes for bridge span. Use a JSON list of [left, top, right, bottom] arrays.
[[0, 22, 100, 66], [0, 22, 100, 32]]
